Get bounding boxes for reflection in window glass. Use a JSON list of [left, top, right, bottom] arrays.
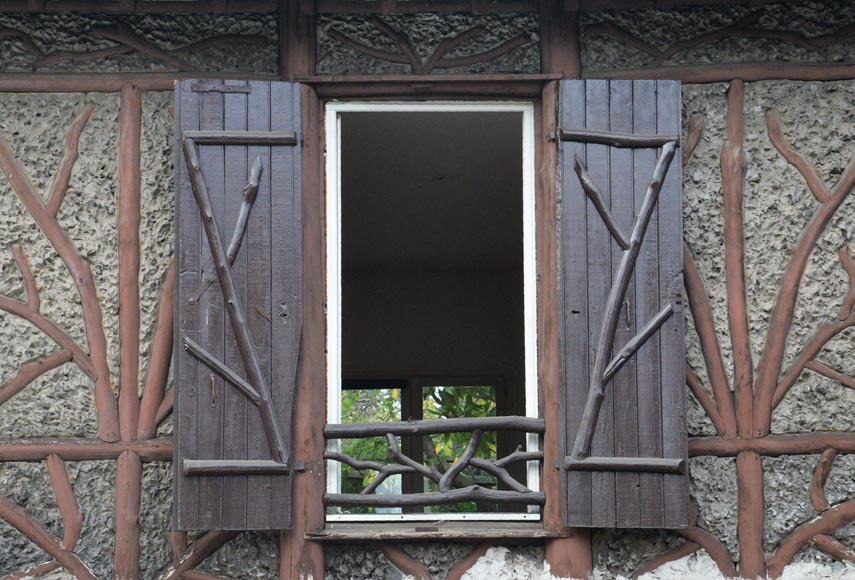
[[423, 385, 497, 513], [341, 386, 402, 514]]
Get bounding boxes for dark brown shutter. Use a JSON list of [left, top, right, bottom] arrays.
[[174, 80, 302, 530], [558, 80, 688, 529]]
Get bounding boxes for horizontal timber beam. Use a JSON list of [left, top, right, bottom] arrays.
[[689, 433, 855, 457], [0, 438, 173, 462], [0, 73, 277, 93], [0, 0, 277, 12], [325, 416, 545, 438], [298, 74, 560, 98], [584, 62, 855, 84]]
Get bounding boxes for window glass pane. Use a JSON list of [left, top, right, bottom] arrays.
[[341, 386, 402, 514], [423, 385, 498, 513]]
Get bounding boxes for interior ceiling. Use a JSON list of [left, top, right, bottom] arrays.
[[341, 111, 523, 274]]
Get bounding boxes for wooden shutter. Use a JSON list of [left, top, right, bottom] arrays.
[[174, 80, 302, 530], [558, 80, 688, 529]]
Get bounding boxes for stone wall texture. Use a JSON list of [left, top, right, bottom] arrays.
[[1, 2, 855, 579]]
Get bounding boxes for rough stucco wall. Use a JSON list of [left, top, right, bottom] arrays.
[[0, 13, 278, 74]]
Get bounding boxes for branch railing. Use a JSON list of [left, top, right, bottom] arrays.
[[323, 416, 545, 508]]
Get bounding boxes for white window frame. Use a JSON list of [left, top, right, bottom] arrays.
[[324, 101, 539, 522]]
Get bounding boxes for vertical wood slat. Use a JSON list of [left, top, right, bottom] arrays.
[[585, 79, 615, 528], [657, 80, 689, 529], [559, 79, 687, 529], [221, 80, 249, 529], [270, 82, 301, 529], [634, 80, 664, 528], [175, 80, 301, 530], [609, 79, 640, 528], [559, 80, 589, 527], [196, 86, 226, 530], [175, 80, 200, 530], [246, 80, 273, 530]]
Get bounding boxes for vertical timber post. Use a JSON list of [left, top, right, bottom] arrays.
[[115, 81, 143, 580], [540, 2, 593, 578], [279, 1, 325, 579]]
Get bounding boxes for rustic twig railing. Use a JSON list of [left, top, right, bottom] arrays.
[[324, 416, 545, 508]]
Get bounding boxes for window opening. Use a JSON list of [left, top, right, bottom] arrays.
[[326, 103, 540, 522]]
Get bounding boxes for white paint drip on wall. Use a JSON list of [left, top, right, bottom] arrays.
[[398, 548, 855, 580]]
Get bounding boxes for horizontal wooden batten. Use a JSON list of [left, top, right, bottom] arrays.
[[0, 438, 173, 462], [564, 456, 686, 474], [557, 128, 679, 148], [191, 82, 252, 93], [183, 459, 295, 476], [324, 416, 545, 438], [184, 130, 299, 145], [326, 487, 546, 507]]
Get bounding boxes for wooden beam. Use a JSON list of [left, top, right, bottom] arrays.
[[564, 456, 686, 474], [584, 62, 855, 84], [325, 416, 545, 438], [0, 438, 173, 461], [0, 73, 277, 93], [540, 0, 580, 78], [183, 459, 294, 476], [278, 83, 325, 580]]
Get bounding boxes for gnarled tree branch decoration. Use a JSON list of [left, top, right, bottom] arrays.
[[325, 419, 543, 508], [634, 502, 736, 578], [674, 80, 855, 579], [154, 530, 240, 580], [182, 137, 287, 464], [756, 110, 855, 428], [570, 140, 678, 459], [327, 17, 533, 75], [33, 32, 268, 70], [584, 15, 855, 79], [0, 103, 120, 442]]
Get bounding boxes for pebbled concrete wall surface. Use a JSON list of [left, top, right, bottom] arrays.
[[1, 3, 855, 579]]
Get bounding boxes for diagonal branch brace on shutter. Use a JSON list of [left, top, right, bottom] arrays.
[[181, 134, 293, 473], [567, 139, 679, 464]]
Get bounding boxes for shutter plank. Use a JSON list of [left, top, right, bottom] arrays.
[[175, 80, 200, 530], [246, 80, 273, 530], [609, 80, 641, 528], [196, 88, 226, 530], [634, 80, 665, 528], [270, 82, 301, 529], [559, 80, 590, 527], [657, 80, 689, 529], [585, 79, 615, 528], [221, 80, 249, 529]]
